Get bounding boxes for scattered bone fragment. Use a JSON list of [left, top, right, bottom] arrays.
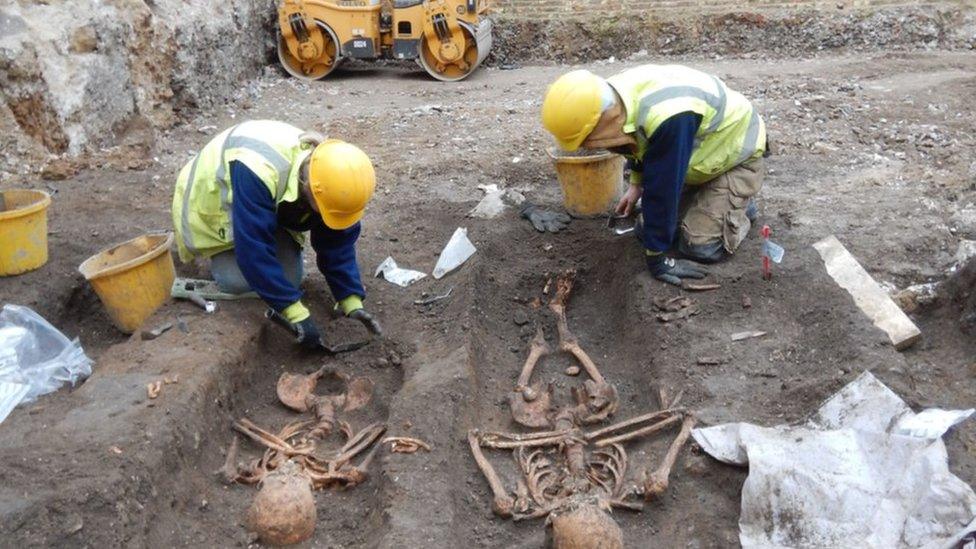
[[565, 366, 580, 376], [383, 436, 431, 453], [731, 330, 767, 341], [218, 437, 240, 485], [146, 380, 162, 399], [163, 374, 179, 384], [657, 304, 700, 322], [140, 321, 173, 340], [682, 282, 721, 292], [653, 295, 700, 322], [653, 296, 694, 312]]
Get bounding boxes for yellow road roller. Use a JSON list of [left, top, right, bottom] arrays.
[[277, 0, 492, 81]]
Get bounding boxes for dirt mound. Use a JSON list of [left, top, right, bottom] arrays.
[[488, 6, 975, 65], [942, 257, 976, 332]]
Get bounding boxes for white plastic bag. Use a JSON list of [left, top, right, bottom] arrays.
[[0, 304, 93, 422], [433, 227, 477, 279], [374, 256, 426, 287]]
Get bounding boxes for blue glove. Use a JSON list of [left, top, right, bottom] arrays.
[[646, 254, 708, 286]]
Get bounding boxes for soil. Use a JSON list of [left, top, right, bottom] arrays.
[[1, 48, 975, 547]]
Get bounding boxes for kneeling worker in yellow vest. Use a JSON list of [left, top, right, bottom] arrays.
[[172, 120, 381, 349], [542, 65, 767, 286]]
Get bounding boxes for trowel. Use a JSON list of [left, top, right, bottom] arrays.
[[607, 204, 641, 236], [264, 309, 370, 355]]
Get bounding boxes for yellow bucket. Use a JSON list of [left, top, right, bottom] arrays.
[[78, 233, 176, 333], [0, 189, 52, 276], [548, 148, 625, 217]]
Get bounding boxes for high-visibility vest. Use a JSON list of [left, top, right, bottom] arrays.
[[607, 65, 766, 185], [171, 120, 313, 262]]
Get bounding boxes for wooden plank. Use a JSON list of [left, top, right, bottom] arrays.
[[813, 236, 921, 350]]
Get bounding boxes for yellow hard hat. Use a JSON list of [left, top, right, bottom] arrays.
[[308, 140, 376, 230], [541, 70, 608, 151]]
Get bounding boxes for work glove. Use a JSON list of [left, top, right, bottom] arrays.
[[334, 295, 384, 337], [349, 309, 383, 337], [646, 254, 709, 287], [294, 317, 324, 350], [521, 204, 571, 233]]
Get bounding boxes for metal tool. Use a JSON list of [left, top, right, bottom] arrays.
[[414, 286, 454, 306], [264, 308, 370, 355], [607, 214, 636, 236]]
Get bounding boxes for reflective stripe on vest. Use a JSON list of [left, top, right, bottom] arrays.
[[636, 75, 728, 137], [737, 109, 762, 164], [179, 153, 203, 255], [217, 133, 292, 202]]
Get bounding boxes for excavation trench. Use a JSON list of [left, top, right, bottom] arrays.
[[0, 208, 735, 547], [1, 193, 972, 547]]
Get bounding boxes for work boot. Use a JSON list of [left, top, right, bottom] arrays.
[[677, 238, 728, 264], [746, 198, 758, 222]]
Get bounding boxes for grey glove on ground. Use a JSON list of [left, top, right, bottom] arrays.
[[521, 204, 571, 233]]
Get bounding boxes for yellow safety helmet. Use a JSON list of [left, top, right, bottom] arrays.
[[541, 70, 609, 152], [308, 140, 376, 230]]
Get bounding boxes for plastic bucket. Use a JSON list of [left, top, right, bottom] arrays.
[[78, 233, 176, 333], [0, 189, 52, 276], [547, 148, 625, 217]]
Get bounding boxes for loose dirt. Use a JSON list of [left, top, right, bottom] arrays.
[[1, 48, 974, 547]]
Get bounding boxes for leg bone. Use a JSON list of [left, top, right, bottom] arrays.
[[643, 415, 696, 500], [468, 430, 515, 518], [516, 328, 551, 398]]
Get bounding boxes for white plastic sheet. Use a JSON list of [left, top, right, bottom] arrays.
[[433, 227, 476, 279], [374, 256, 426, 287], [0, 304, 93, 423], [468, 184, 525, 219], [693, 372, 976, 549]]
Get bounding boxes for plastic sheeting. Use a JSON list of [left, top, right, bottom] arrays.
[[433, 228, 476, 279], [0, 304, 93, 423], [374, 256, 426, 287], [693, 372, 976, 549]]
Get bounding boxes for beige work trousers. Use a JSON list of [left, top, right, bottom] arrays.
[[679, 157, 765, 255]]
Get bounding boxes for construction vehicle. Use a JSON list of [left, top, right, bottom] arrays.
[[277, 0, 492, 82]]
